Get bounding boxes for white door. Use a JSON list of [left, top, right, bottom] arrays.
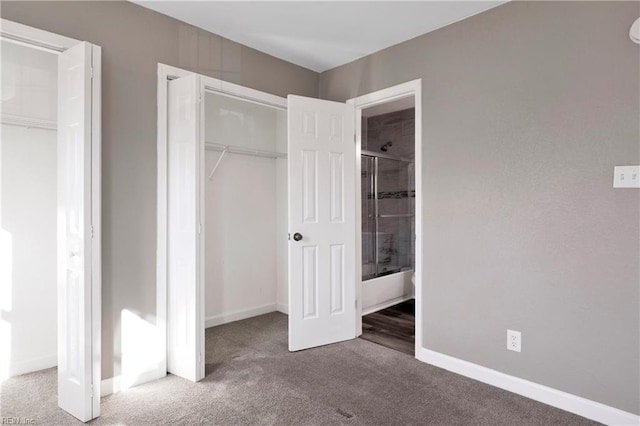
[[57, 41, 100, 422], [166, 74, 205, 382], [288, 95, 356, 351]]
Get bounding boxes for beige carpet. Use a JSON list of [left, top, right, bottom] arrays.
[[1, 312, 598, 425]]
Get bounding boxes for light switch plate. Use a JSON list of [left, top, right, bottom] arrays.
[[613, 166, 640, 188]]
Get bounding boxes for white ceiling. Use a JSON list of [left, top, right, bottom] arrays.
[[133, 1, 506, 72]]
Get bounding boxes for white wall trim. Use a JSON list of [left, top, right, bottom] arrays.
[[276, 303, 288, 315], [362, 295, 413, 316], [100, 368, 162, 398], [9, 354, 57, 378], [0, 18, 78, 53], [100, 376, 119, 397], [417, 348, 640, 426], [205, 303, 278, 328]]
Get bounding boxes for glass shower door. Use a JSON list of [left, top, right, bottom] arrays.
[[362, 155, 377, 279], [376, 157, 413, 275], [361, 154, 415, 281]]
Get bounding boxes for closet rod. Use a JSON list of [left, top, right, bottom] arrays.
[[203, 87, 286, 111], [1, 114, 57, 131], [205, 142, 287, 159], [0, 32, 65, 54]]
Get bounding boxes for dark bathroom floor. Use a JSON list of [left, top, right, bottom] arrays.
[[360, 299, 415, 355]]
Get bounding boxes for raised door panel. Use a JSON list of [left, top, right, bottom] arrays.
[[57, 41, 93, 423], [166, 74, 204, 382], [288, 95, 356, 351]]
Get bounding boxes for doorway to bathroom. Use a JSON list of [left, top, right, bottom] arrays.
[[350, 80, 422, 356]]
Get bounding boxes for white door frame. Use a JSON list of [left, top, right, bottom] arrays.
[[0, 19, 102, 419], [156, 64, 287, 378], [347, 79, 423, 356]]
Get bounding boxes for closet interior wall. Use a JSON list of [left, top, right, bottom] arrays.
[[1, 40, 58, 377], [204, 92, 288, 327]]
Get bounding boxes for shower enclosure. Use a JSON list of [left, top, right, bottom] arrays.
[[362, 151, 415, 280]]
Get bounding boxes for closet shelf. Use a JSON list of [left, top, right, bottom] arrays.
[[205, 142, 287, 159], [1, 113, 57, 131]]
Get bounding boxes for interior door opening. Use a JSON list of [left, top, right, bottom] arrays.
[[163, 71, 293, 383], [204, 92, 358, 354], [360, 97, 415, 355], [1, 38, 60, 380], [202, 90, 289, 363], [358, 97, 416, 356], [161, 68, 360, 379], [349, 81, 422, 358], [1, 19, 102, 423]]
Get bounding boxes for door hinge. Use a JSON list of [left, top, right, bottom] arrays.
[[90, 225, 94, 239], [198, 223, 202, 234], [353, 133, 356, 143], [90, 67, 94, 78], [90, 384, 94, 398], [288, 233, 291, 241]]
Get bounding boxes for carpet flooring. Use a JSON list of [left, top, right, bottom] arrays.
[[361, 300, 415, 355], [1, 312, 598, 425]]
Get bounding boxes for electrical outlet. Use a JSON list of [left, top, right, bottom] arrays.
[[613, 165, 640, 188], [507, 329, 521, 352]]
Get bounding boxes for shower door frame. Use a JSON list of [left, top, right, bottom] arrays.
[[361, 152, 415, 280], [347, 79, 423, 357]]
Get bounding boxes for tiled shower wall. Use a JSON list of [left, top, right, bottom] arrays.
[[363, 108, 415, 158]]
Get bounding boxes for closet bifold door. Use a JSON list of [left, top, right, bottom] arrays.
[[287, 95, 357, 351], [57, 41, 98, 422], [166, 74, 205, 382]]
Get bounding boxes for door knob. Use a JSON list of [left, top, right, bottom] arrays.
[[293, 233, 303, 241]]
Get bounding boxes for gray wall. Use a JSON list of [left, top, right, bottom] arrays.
[[321, 1, 639, 414], [3, 0, 638, 415], [1, 1, 319, 380]]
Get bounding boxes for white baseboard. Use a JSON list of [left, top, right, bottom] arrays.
[[276, 302, 288, 315], [417, 348, 640, 426], [9, 354, 57, 377], [205, 303, 277, 328], [101, 368, 164, 397], [362, 294, 413, 316], [101, 376, 119, 397]]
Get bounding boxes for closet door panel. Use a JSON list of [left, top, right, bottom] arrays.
[[166, 74, 204, 382], [57, 41, 97, 423]]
